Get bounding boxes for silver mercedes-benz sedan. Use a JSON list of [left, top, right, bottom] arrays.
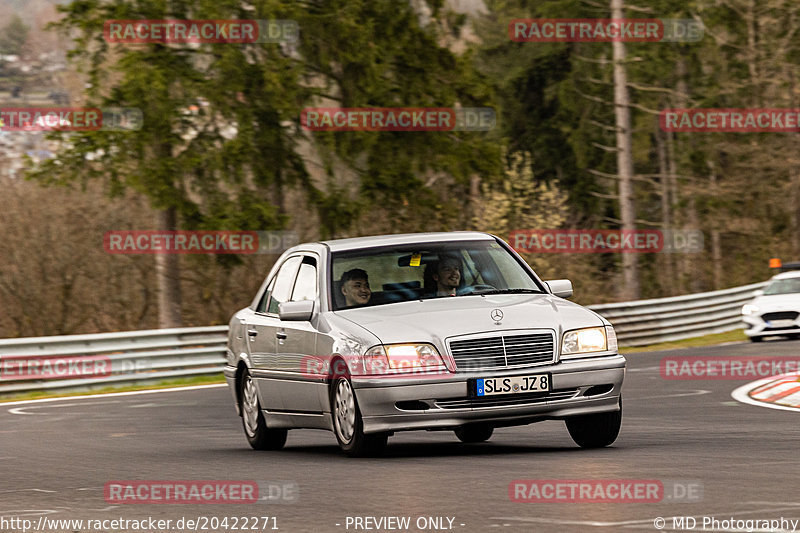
[[224, 232, 625, 456]]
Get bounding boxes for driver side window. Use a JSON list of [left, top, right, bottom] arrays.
[[267, 256, 303, 314], [255, 277, 276, 314], [291, 258, 318, 302]]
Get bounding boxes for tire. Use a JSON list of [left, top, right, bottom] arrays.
[[749, 336, 764, 343], [240, 370, 287, 450], [565, 396, 622, 449], [454, 424, 494, 443], [331, 375, 388, 457]]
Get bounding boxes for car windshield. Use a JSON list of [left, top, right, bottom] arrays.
[[330, 239, 544, 310], [764, 277, 800, 295]]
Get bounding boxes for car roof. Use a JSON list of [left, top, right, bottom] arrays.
[[318, 231, 497, 252], [771, 270, 800, 280]]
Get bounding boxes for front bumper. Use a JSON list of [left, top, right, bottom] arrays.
[[223, 365, 240, 416], [743, 316, 800, 337], [352, 354, 625, 434]]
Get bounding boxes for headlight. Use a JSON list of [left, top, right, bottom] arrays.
[[561, 327, 608, 357], [364, 343, 446, 374], [742, 304, 759, 316]]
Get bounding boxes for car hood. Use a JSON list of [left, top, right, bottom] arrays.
[[333, 294, 605, 347], [751, 294, 800, 311]]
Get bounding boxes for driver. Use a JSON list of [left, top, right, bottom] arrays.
[[424, 253, 463, 297]]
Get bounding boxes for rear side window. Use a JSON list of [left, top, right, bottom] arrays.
[[267, 256, 302, 314]]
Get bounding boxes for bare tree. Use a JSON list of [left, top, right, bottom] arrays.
[[155, 207, 182, 328], [611, 0, 640, 300]]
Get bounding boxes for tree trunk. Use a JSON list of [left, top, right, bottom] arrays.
[[787, 66, 800, 258], [671, 57, 703, 292], [469, 174, 482, 229], [655, 120, 675, 293], [664, 128, 681, 291], [791, 175, 800, 257], [708, 161, 722, 289], [684, 197, 703, 292], [611, 0, 640, 300], [711, 229, 722, 289], [745, 0, 760, 107], [155, 206, 182, 328]]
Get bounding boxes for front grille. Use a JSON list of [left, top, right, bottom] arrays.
[[761, 311, 799, 321], [448, 332, 554, 371], [435, 388, 579, 409]]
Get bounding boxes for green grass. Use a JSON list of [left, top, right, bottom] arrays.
[[0, 373, 226, 403], [619, 329, 747, 354]]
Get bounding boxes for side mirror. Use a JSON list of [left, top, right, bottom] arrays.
[[753, 289, 764, 297], [545, 279, 573, 299], [278, 300, 314, 321]]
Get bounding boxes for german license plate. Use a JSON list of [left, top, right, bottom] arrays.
[[476, 374, 550, 396], [768, 319, 795, 328]]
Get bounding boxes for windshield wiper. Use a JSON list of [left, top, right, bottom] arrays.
[[470, 288, 543, 295], [417, 288, 544, 300]]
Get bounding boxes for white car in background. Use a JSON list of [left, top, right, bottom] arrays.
[[742, 270, 800, 342]]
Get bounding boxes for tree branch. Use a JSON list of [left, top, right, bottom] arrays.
[[592, 142, 619, 152], [589, 119, 619, 132], [589, 191, 619, 199]]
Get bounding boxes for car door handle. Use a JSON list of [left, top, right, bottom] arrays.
[[247, 329, 258, 337], [276, 331, 288, 340]]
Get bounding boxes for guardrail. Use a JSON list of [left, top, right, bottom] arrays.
[[588, 282, 767, 347], [0, 326, 228, 395], [0, 282, 766, 396]]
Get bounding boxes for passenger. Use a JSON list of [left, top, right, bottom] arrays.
[[424, 253, 463, 297], [340, 268, 372, 307]]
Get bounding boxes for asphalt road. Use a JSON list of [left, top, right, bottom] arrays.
[[2, 340, 800, 533]]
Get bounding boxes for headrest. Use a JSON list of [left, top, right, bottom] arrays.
[[332, 279, 345, 309]]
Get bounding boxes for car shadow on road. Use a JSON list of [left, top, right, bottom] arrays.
[[215, 442, 606, 459], [371, 442, 587, 458]]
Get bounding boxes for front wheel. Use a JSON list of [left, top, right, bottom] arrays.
[[240, 371, 287, 450], [565, 396, 622, 449], [749, 336, 764, 343], [331, 376, 388, 457]]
